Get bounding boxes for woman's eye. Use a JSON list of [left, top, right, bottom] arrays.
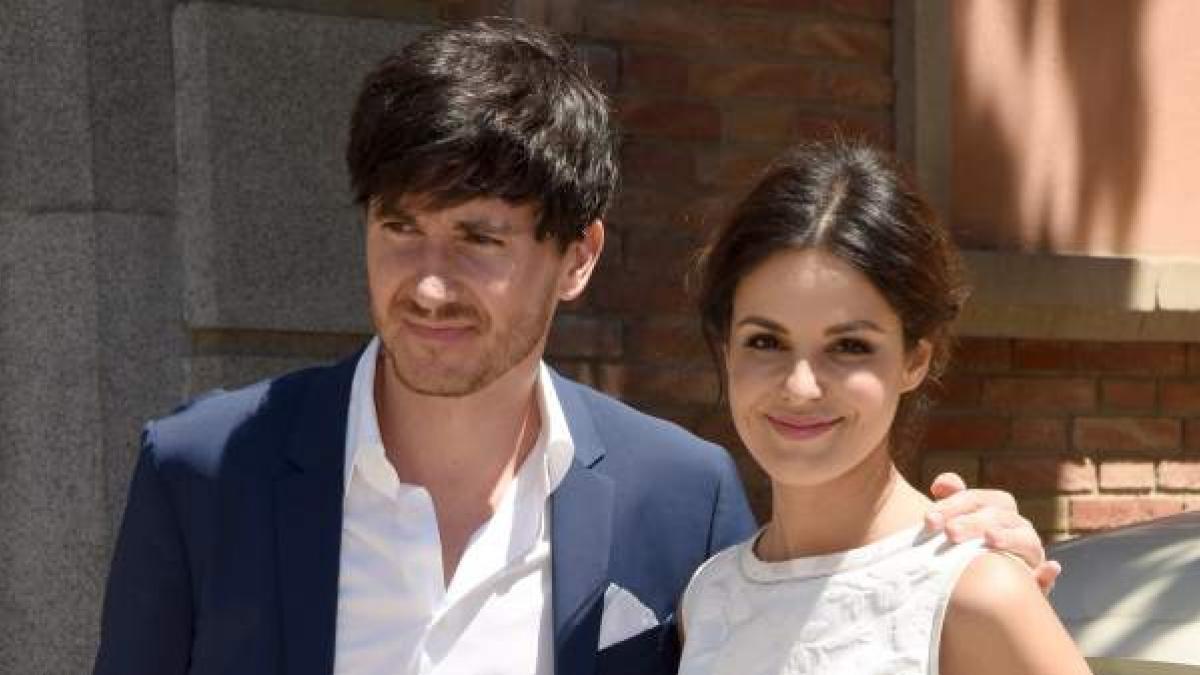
[[830, 337, 873, 355], [743, 334, 782, 351]]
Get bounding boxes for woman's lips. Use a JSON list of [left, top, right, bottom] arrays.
[[765, 414, 842, 440]]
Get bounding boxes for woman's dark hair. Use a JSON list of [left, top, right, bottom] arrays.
[[346, 18, 619, 249], [694, 138, 968, 458]]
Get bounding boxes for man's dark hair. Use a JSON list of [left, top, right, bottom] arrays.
[[347, 18, 619, 248]]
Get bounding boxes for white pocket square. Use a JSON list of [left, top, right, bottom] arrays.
[[597, 583, 660, 650]]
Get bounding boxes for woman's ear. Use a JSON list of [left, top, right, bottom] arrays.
[[901, 338, 933, 393], [558, 220, 605, 301]]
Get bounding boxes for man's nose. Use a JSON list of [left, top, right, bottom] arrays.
[[409, 243, 461, 312], [783, 359, 822, 401], [411, 271, 460, 313]]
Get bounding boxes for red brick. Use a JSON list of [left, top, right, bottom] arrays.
[[594, 363, 720, 406], [784, 21, 890, 64], [694, 146, 776, 189], [921, 454, 980, 488], [622, 229, 700, 279], [616, 97, 722, 140], [1017, 496, 1071, 534], [723, 105, 890, 145], [822, 69, 892, 106], [620, 140, 696, 187], [1070, 496, 1184, 531], [436, 0, 507, 22], [982, 377, 1095, 413], [982, 456, 1096, 494], [626, 317, 710, 364], [546, 314, 623, 359], [723, 105, 803, 143], [1098, 461, 1156, 492], [954, 338, 1011, 372], [1101, 379, 1156, 412], [697, 0, 823, 11], [1075, 342, 1185, 376], [931, 374, 982, 409], [590, 265, 688, 313], [1184, 419, 1200, 452], [584, 3, 723, 49], [607, 186, 699, 227], [1187, 344, 1200, 375], [1013, 340, 1077, 371], [1161, 381, 1200, 415], [622, 49, 688, 94], [1010, 417, 1069, 451], [1159, 460, 1200, 491], [1073, 417, 1181, 454], [721, 15, 794, 54], [688, 62, 824, 99], [923, 415, 1007, 452], [824, 0, 892, 20]]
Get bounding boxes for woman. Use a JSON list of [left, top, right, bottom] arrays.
[[679, 139, 1090, 674]]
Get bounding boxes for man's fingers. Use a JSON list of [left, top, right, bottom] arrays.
[[928, 472, 967, 500], [927, 487, 1019, 527], [1033, 560, 1063, 596]]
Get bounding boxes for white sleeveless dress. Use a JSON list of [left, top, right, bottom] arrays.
[[678, 525, 985, 675]]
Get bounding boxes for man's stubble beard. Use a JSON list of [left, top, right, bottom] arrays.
[[377, 290, 558, 398]]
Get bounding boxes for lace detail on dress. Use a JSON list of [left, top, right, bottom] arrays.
[[679, 526, 984, 675]]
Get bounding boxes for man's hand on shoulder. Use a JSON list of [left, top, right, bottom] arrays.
[[923, 472, 1062, 594]]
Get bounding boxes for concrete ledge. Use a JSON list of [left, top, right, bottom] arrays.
[[959, 251, 1200, 342]]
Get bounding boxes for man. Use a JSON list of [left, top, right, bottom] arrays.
[[94, 18, 1055, 675]]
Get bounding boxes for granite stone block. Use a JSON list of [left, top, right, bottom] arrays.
[[175, 3, 428, 333], [0, 212, 109, 673], [0, 1, 95, 211]]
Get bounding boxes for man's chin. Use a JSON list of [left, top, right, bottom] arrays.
[[390, 364, 496, 398]]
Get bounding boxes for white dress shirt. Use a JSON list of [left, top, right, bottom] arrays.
[[333, 338, 574, 675]]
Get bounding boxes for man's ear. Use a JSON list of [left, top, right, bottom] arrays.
[[558, 220, 605, 301], [900, 338, 933, 393]]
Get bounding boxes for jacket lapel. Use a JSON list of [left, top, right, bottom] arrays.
[[551, 373, 615, 675], [275, 354, 359, 675]]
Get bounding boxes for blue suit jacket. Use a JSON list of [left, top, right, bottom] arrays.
[[94, 353, 755, 675]]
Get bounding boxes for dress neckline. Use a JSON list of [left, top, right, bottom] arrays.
[[739, 523, 939, 583]]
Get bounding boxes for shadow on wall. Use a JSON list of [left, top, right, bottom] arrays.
[[952, 0, 1148, 254]]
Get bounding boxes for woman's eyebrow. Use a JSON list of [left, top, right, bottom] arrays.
[[826, 320, 885, 335], [734, 316, 787, 332]]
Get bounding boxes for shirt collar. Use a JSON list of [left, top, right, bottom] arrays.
[[343, 337, 575, 497]]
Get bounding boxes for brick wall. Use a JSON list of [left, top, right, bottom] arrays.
[[925, 338, 1200, 540]]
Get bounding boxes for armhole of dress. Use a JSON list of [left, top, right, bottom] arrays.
[[926, 539, 987, 675], [679, 541, 741, 643]]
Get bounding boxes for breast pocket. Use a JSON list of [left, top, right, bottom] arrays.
[[595, 623, 681, 675]]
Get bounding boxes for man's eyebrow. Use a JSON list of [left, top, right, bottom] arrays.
[[456, 217, 516, 234], [373, 201, 415, 222]]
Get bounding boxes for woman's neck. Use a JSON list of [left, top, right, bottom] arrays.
[[757, 446, 931, 562]]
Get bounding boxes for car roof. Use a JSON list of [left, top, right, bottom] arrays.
[[1049, 510, 1200, 666]]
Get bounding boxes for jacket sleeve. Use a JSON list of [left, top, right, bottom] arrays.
[[707, 452, 757, 556], [93, 425, 193, 675]]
